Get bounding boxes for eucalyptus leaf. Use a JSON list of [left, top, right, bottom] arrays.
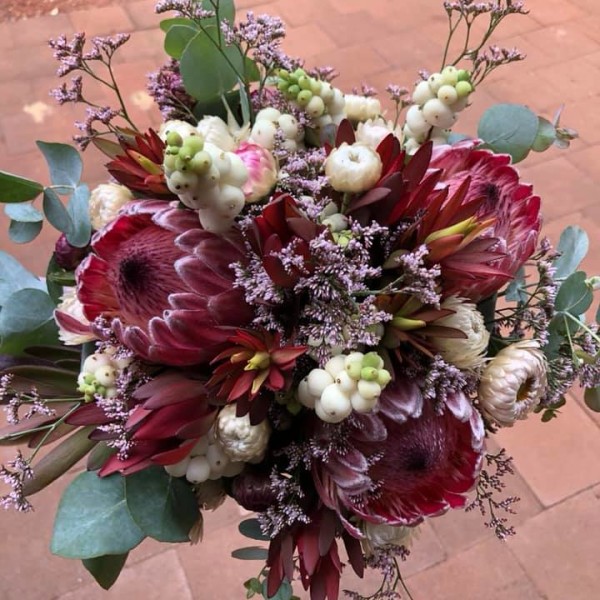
[[43, 187, 74, 234], [0, 319, 60, 356], [531, 116, 556, 153], [477, 104, 539, 163], [51, 471, 145, 559], [160, 17, 195, 32], [231, 546, 269, 561], [9, 219, 43, 244], [239, 518, 270, 541], [0, 288, 56, 336], [0, 251, 46, 304], [164, 24, 199, 59], [584, 387, 600, 412], [4, 202, 43, 222], [83, 553, 129, 590], [36, 141, 82, 188], [555, 271, 593, 316], [46, 255, 65, 305], [203, 0, 236, 24], [180, 29, 244, 102], [0, 170, 44, 203], [262, 579, 293, 600], [504, 267, 528, 303], [125, 466, 199, 543], [66, 184, 91, 248], [553, 226, 589, 280]]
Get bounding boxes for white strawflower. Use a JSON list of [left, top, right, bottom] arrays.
[[196, 116, 236, 151], [478, 340, 547, 427], [433, 296, 490, 370], [355, 118, 400, 149], [361, 522, 418, 556], [55, 287, 95, 345], [325, 142, 382, 193], [344, 94, 382, 121], [158, 119, 199, 141], [215, 404, 271, 463], [88, 183, 133, 230]]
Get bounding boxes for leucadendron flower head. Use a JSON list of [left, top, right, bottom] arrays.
[[325, 142, 383, 193], [478, 339, 547, 427], [88, 182, 133, 230], [433, 296, 490, 369]]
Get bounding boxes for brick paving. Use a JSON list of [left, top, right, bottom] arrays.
[[1, 0, 599, 598]]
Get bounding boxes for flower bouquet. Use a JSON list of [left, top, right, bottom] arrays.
[[0, 1, 598, 598]]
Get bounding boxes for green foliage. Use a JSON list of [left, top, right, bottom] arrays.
[[36, 141, 83, 189], [82, 553, 129, 590], [584, 387, 600, 412], [51, 467, 199, 563], [65, 184, 92, 247], [504, 267, 527, 303], [553, 226, 589, 280], [180, 28, 245, 102], [164, 23, 199, 59], [125, 466, 199, 543], [5, 202, 45, 243], [477, 103, 539, 163], [0, 170, 44, 203], [554, 271, 593, 316], [531, 116, 556, 153], [51, 472, 145, 559], [0, 289, 56, 336]]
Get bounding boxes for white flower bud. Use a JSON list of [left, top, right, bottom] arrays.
[[478, 340, 547, 427], [186, 456, 211, 484], [255, 107, 282, 122], [306, 95, 326, 118], [56, 288, 95, 346], [405, 105, 431, 136], [412, 80, 436, 105], [325, 142, 382, 193], [165, 457, 190, 478], [214, 184, 245, 219], [88, 183, 133, 230], [422, 98, 457, 129], [336, 370, 358, 394], [191, 436, 210, 457], [82, 352, 112, 374], [196, 116, 236, 151], [357, 379, 382, 401], [215, 404, 271, 462], [250, 119, 278, 149], [159, 120, 199, 142], [307, 368, 335, 397], [197, 208, 235, 233], [277, 114, 301, 140], [206, 442, 230, 476], [94, 365, 117, 387], [298, 378, 317, 409], [328, 89, 346, 115], [355, 118, 399, 149], [324, 355, 347, 378], [350, 390, 378, 413], [316, 384, 352, 423], [433, 296, 490, 370], [344, 94, 381, 121]]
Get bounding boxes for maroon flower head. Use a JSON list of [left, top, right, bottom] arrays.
[[75, 200, 253, 366]]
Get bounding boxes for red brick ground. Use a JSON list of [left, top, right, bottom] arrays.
[[1, 1, 600, 598]]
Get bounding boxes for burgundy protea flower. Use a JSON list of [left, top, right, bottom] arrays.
[[107, 129, 175, 199], [312, 378, 484, 526], [74, 200, 254, 366], [68, 370, 216, 476], [266, 507, 364, 600], [424, 140, 542, 300], [209, 329, 306, 421], [250, 193, 325, 288]]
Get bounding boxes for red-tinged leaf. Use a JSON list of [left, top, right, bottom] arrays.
[[346, 186, 391, 213], [227, 370, 255, 401], [335, 119, 355, 146], [423, 325, 469, 339], [298, 526, 320, 576], [28, 422, 75, 448], [151, 440, 196, 465], [343, 533, 365, 578], [281, 533, 295, 581], [67, 403, 112, 426], [318, 511, 337, 557], [403, 141, 433, 189], [271, 346, 307, 365], [92, 137, 123, 160]]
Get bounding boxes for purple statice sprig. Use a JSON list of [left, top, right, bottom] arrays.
[[48, 32, 137, 149], [147, 59, 197, 122], [0, 451, 34, 513], [440, 0, 528, 84], [155, 0, 215, 20]]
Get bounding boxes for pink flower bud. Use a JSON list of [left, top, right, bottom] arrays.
[[234, 142, 278, 203], [54, 233, 89, 271]]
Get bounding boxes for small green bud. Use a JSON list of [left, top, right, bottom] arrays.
[[377, 369, 392, 387], [362, 352, 384, 370], [441, 65, 459, 85], [455, 80, 473, 98], [346, 361, 363, 381], [164, 154, 178, 171], [182, 135, 204, 154], [84, 373, 95, 385], [278, 80, 290, 92], [360, 366, 378, 381], [298, 76, 312, 90], [166, 131, 183, 147], [456, 69, 471, 82], [287, 84, 300, 97], [189, 150, 212, 175], [310, 79, 322, 95], [278, 68, 290, 80], [296, 89, 313, 106], [175, 156, 190, 172], [292, 68, 306, 80]]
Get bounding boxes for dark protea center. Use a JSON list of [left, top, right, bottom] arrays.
[[312, 379, 484, 526], [75, 200, 254, 366]]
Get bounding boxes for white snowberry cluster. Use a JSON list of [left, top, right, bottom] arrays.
[[164, 426, 245, 484], [77, 347, 132, 402], [403, 66, 474, 154], [298, 352, 392, 423], [161, 121, 249, 233], [249, 107, 304, 153], [274, 67, 346, 131]]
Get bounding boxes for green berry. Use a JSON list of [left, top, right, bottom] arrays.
[[376, 369, 392, 387], [310, 79, 322, 95], [164, 154, 178, 171], [360, 366, 378, 381], [182, 135, 204, 155], [441, 65, 459, 86], [362, 352, 383, 370], [278, 80, 289, 92], [287, 84, 300, 97], [457, 69, 471, 82], [278, 69, 290, 80], [346, 361, 363, 381], [298, 76, 312, 90], [297, 90, 313, 106], [189, 150, 212, 175], [455, 80, 473, 98], [166, 131, 183, 147], [175, 156, 190, 172], [292, 68, 306, 80]]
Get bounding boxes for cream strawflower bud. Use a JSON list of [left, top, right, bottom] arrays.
[[355, 118, 399, 149], [196, 116, 236, 151], [88, 183, 133, 230], [344, 94, 382, 121], [361, 521, 417, 557], [55, 287, 96, 345], [478, 340, 547, 427], [215, 404, 271, 463], [325, 142, 382, 193], [433, 296, 490, 370]]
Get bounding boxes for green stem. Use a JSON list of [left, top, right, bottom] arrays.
[[105, 59, 139, 132], [563, 312, 600, 346], [28, 402, 82, 462]]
